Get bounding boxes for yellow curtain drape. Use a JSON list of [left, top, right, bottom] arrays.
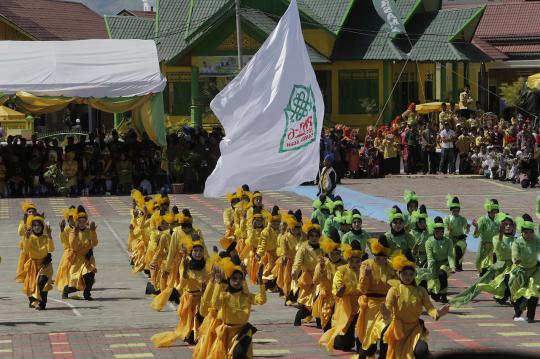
[[15, 91, 152, 114]]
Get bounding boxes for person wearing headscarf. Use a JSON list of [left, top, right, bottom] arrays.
[[312, 228, 344, 332], [317, 154, 337, 198], [242, 208, 266, 285], [224, 192, 241, 235], [131, 197, 157, 274], [385, 206, 414, 254], [22, 214, 54, 310], [55, 206, 77, 292], [272, 211, 301, 304], [146, 212, 176, 295], [205, 256, 266, 359], [292, 219, 323, 327], [341, 209, 370, 253], [409, 205, 430, 270], [443, 196, 470, 271], [380, 251, 450, 359], [323, 196, 344, 238], [319, 241, 363, 352], [63, 206, 98, 300], [16, 201, 38, 283], [356, 235, 396, 358], [255, 206, 281, 291], [472, 199, 500, 276], [403, 190, 419, 229], [422, 217, 455, 303], [508, 214, 540, 323], [450, 212, 516, 307], [151, 237, 210, 347]]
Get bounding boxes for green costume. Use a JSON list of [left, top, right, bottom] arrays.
[[311, 209, 329, 229], [384, 231, 415, 254], [410, 228, 429, 268], [342, 230, 370, 253], [474, 214, 498, 272], [423, 235, 455, 295], [311, 196, 331, 229], [508, 234, 540, 302], [323, 214, 340, 238], [444, 214, 468, 268]]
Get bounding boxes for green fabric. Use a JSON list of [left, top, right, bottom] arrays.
[[323, 215, 340, 238], [512, 235, 540, 270], [493, 234, 515, 263], [410, 228, 429, 268], [474, 215, 498, 271], [311, 209, 329, 230], [424, 236, 455, 295], [384, 231, 414, 255], [509, 264, 540, 302], [341, 230, 370, 252], [149, 92, 167, 146], [444, 214, 468, 238]]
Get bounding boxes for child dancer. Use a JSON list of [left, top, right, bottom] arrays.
[[472, 199, 500, 276], [444, 196, 470, 271], [16, 201, 38, 283], [385, 206, 414, 254], [424, 217, 455, 303]]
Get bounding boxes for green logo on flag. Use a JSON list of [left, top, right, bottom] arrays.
[[279, 84, 317, 153]]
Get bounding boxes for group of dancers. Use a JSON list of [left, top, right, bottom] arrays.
[[15, 184, 540, 358], [15, 201, 98, 310]]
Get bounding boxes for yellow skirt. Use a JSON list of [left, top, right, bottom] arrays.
[[296, 271, 315, 308], [356, 296, 388, 351], [262, 251, 277, 281], [312, 289, 334, 329], [69, 255, 97, 291], [273, 257, 292, 296], [319, 294, 359, 352], [15, 240, 28, 283], [193, 308, 221, 359], [151, 291, 202, 348], [383, 318, 428, 359], [23, 258, 53, 301], [131, 240, 147, 273], [208, 323, 254, 359]]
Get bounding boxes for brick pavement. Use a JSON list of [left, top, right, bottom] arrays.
[[0, 177, 539, 358]]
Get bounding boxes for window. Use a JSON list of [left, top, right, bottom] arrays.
[[172, 82, 192, 116], [315, 70, 332, 114], [338, 70, 379, 114]]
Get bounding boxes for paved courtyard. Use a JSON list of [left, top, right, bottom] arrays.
[[0, 175, 539, 358]]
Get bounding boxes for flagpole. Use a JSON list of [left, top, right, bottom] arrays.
[[235, 0, 244, 70]]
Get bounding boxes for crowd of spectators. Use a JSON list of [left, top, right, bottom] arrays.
[[0, 125, 223, 197], [320, 87, 540, 189]]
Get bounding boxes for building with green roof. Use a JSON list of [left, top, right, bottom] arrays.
[[105, 0, 491, 130]]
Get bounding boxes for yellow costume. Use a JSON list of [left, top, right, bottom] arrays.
[[292, 238, 322, 310], [16, 201, 37, 283], [22, 215, 54, 309], [256, 209, 280, 286], [55, 208, 76, 291], [243, 222, 263, 285], [206, 258, 267, 359], [151, 239, 209, 348], [193, 280, 224, 359], [273, 223, 298, 299]]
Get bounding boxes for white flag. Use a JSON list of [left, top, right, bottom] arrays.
[[203, 0, 324, 198]]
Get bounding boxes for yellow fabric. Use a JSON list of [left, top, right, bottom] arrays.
[[244, 228, 263, 284], [383, 283, 439, 359], [15, 221, 28, 283], [527, 73, 540, 89], [357, 259, 396, 350], [0, 105, 25, 120], [193, 308, 220, 359], [223, 208, 235, 228], [320, 265, 360, 351], [68, 228, 98, 290], [293, 241, 323, 308], [312, 258, 341, 329], [416, 102, 443, 114], [22, 233, 55, 300], [55, 227, 73, 291]]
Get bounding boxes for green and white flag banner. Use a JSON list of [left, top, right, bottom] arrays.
[[203, 0, 324, 197], [372, 0, 407, 34]]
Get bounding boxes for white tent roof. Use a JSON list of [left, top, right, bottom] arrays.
[[0, 40, 166, 98]]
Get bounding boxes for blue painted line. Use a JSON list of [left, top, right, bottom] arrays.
[[292, 185, 480, 253]]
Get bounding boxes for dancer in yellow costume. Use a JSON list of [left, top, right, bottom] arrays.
[[273, 211, 301, 303], [380, 251, 450, 359], [128, 190, 145, 255], [146, 212, 176, 295], [205, 256, 266, 359], [55, 206, 77, 292], [242, 208, 266, 285], [22, 214, 54, 310], [62, 206, 98, 300], [16, 201, 38, 283], [131, 198, 157, 274], [312, 228, 345, 332], [356, 235, 396, 358], [255, 206, 281, 291], [319, 240, 363, 352], [151, 237, 210, 347], [234, 185, 252, 255], [292, 218, 323, 327]]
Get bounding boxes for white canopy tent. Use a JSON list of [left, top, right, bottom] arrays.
[[0, 39, 166, 97], [0, 40, 168, 145]]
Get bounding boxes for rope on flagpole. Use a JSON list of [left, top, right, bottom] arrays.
[[374, 54, 411, 127]]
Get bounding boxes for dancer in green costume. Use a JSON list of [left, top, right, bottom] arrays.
[[472, 199, 499, 276], [323, 196, 344, 238], [409, 205, 430, 269], [508, 214, 540, 323], [450, 213, 515, 307], [311, 195, 331, 230], [384, 206, 414, 255], [443, 196, 470, 272], [341, 209, 370, 253], [403, 190, 419, 230]]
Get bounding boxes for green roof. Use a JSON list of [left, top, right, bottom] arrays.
[[155, 0, 190, 62], [288, 0, 355, 35], [184, 0, 232, 39], [333, 3, 489, 61], [104, 16, 155, 40]]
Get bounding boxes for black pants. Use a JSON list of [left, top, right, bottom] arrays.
[[514, 296, 539, 320], [406, 146, 419, 174], [438, 270, 448, 293], [421, 150, 437, 174], [455, 246, 464, 270], [294, 305, 311, 326], [83, 272, 95, 298], [37, 275, 49, 309], [333, 314, 358, 351]]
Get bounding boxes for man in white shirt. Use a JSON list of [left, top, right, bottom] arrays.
[[439, 121, 456, 174]]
